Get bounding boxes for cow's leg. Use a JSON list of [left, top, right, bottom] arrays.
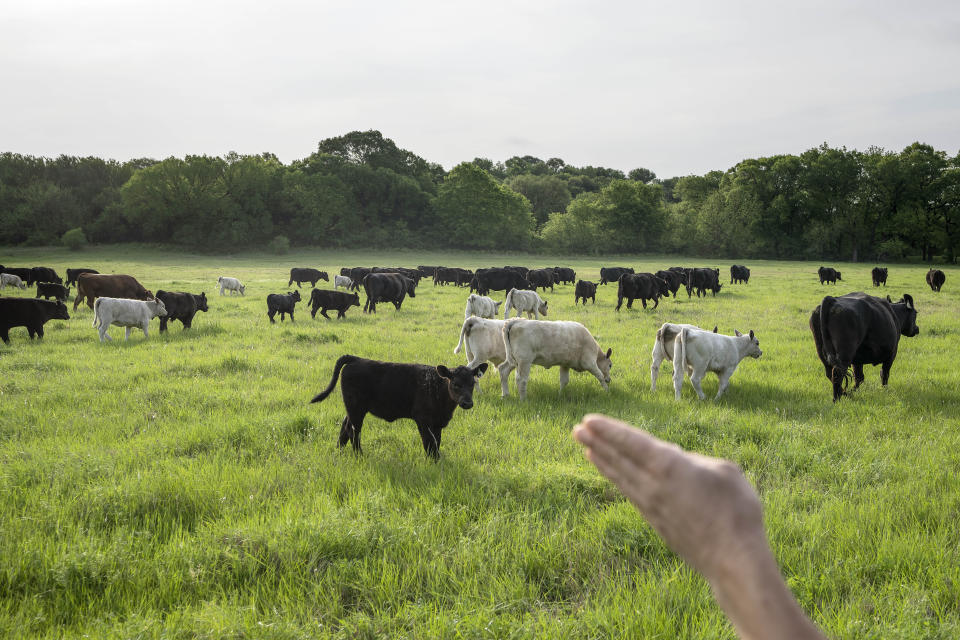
[[498, 360, 516, 397], [880, 360, 893, 386], [852, 364, 865, 390], [558, 367, 570, 393], [515, 360, 531, 400], [616, 296, 623, 311], [27, 326, 36, 339], [159, 316, 168, 332], [689, 366, 707, 400], [338, 416, 353, 448], [0, 328, 8, 344], [651, 342, 665, 391], [325, 309, 335, 320], [35, 325, 43, 339], [269, 311, 275, 323], [73, 292, 83, 311], [417, 424, 442, 459], [182, 316, 192, 329], [310, 306, 318, 319], [289, 310, 295, 322], [99, 326, 111, 342], [640, 298, 647, 309], [715, 367, 735, 399], [342, 411, 365, 452], [830, 366, 846, 402], [673, 362, 686, 400], [280, 312, 285, 323], [652, 296, 659, 309]]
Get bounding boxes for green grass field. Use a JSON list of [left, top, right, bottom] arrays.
[[1, 245, 958, 639]]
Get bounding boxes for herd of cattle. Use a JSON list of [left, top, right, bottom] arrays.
[[0, 259, 950, 456]]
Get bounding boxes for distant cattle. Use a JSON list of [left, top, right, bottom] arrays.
[[374, 267, 422, 285], [810, 292, 919, 401], [453, 316, 507, 376], [818, 267, 841, 285], [599, 266, 634, 285], [36, 282, 70, 301], [0, 274, 26, 290], [668, 326, 762, 400], [504, 288, 548, 319], [474, 269, 531, 296], [267, 291, 302, 323], [464, 294, 501, 319], [417, 266, 439, 279], [66, 268, 99, 287], [75, 274, 153, 310], [650, 323, 718, 391], [155, 290, 208, 331], [498, 318, 612, 400], [926, 269, 945, 292], [617, 273, 668, 310], [334, 275, 354, 290], [574, 280, 597, 305], [92, 297, 167, 342], [310, 355, 487, 459], [686, 268, 722, 297], [288, 268, 329, 288], [309, 289, 361, 319], [0, 298, 70, 344], [526, 268, 556, 292], [655, 270, 683, 298], [503, 266, 529, 278], [0, 267, 32, 286], [871, 267, 888, 287], [217, 276, 245, 296], [730, 264, 751, 284], [30, 266, 61, 285], [362, 273, 415, 313], [553, 267, 576, 285], [348, 267, 373, 290], [435, 267, 472, 287]]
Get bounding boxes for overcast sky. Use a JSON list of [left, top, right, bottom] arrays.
[[2, 0, 958, 177]]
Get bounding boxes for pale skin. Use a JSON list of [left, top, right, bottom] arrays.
[[572, 414, 826, 640]]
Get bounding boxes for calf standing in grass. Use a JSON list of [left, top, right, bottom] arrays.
[[453, 317, 507, 391], [0, 273, 26, 290], [650, 323, 717, 391], [504, 288, 548, 319], [0, 298, 70, 344], [669, 327, 762, 400], [36, 282, 70, 301], [92, 297, 167, 342], [310, 355, 487, 459], [464, 294, 501, 319], [334, 275, 353, 290], [574, 280, 597, 305], [156, 290, 208, 331], [267, 290, 301, 323], [872, 267, 888, 287], [310, 289, 360, 319], [218, 276, 245, 296]]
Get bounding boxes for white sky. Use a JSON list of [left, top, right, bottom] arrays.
[[2, 0, 958, 177]]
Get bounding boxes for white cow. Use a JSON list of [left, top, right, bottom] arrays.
[[92, 297, 167, 342], [464, 294, 501, 319], [651, 322, 717, 390], [0, 273, 25, 290], [670, 326, 762, 400], [498, 318, 612, 400], [503, 288, 548, 320], [453, 316, 507, 393], [334, 275, 354, 290], [218, 276, 245, 296]]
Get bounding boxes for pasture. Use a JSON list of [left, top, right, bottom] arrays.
[[1, 246, 959, 639]]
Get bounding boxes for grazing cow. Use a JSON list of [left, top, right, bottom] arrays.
[[0, 298, 70, 343], [30, 266, 61, 285], [0, 274, 26, 290], [474, 269, 531, 296], [617, 273, 668, 310], [498, 318, 612, 400], [686, 268, 722, 297], [926, 269, 945, 292], [504, 288, 548, 319], [66, 268, 99, 287], [818, 267, 841, 285], [1, 267, 32, 286], [553, 267, 576, 285], [650, 323, 718, 391], [92, 297, 167, 342], [670, 327, 762, 400], [75, 273, 153, 310], [655, 270, 683, 298], [575, 280, 597, 305], [288, 268, 329, 288], [155, 290, 208, 331], [464, 294, 501, 319], [362, 273, 415, 313], [310, 289, 361, 319], [810, 292, 919, 402], [871, 267, 888, 287], [334, 275, 354, 290], [527, 268, 556, 292], [599, 266, 634, 285], [267, 290, 302, 323], [730, 265, 751, 284], [310, 355, 487, 459], [217, 276, 245, 296], [36, 282, 70, 301], [453, 316, 507, 374]]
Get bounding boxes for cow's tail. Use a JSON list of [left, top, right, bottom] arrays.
[[91, 297, 102, 328], [310, 355, 358, 403], [454, 318, 472, 354], [819, 296, 851, 390], [504, 288, 516, 320], [672, 327, 688, 394], [502, 318, 517, 365]]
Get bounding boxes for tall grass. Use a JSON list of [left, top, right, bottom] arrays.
[[0, 246, 958, 638]]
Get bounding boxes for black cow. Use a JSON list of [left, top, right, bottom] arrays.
[[574, 280, 597, 305], [810, 292, 919, 402], [434, 267, 471, 287], [339, 267, 352, 277], [553, 267, 576, 285], [267, 290, 302, 323], [527, 268, 556, 292], [348, 267, 373, 290], [0, 298, 70, 343], [599, 266, 634, 285], [504, 266, 529, 277], [66, 268, 99, 286], [818, 266, 842, 285], [730, 264, 751, 284], [156, 290, 208, 331], [288, 268, 329, 288], [36, 283, 70, 301], [30, 266, 61, 285], [309, 289, 360, 319], [616, 273, 667, 310], [1, 267, 32, 286], [871, 267, 888, 287], [926, 269, 945, 292], [474, 269, 531, 296], [310, 354, 487, 459], [363, 273, 415, 313], [687, 268, 722, 297], [655, 270, 683, 298], [417, 266, 439, 279]]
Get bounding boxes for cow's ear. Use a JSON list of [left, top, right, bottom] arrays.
[[473, 363, 488, 378], [749, 329, 754, 339], [436, 365, 452, 379], [735, 329, 743, 337], [904, 294, 914, 309], [605, 347, 612, 359]]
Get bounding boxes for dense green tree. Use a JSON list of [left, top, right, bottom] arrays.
[[503, 174, 572, 226], [628, 167, 657, 183]]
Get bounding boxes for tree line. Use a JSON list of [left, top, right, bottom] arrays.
[[1, 130, 957, 261]]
